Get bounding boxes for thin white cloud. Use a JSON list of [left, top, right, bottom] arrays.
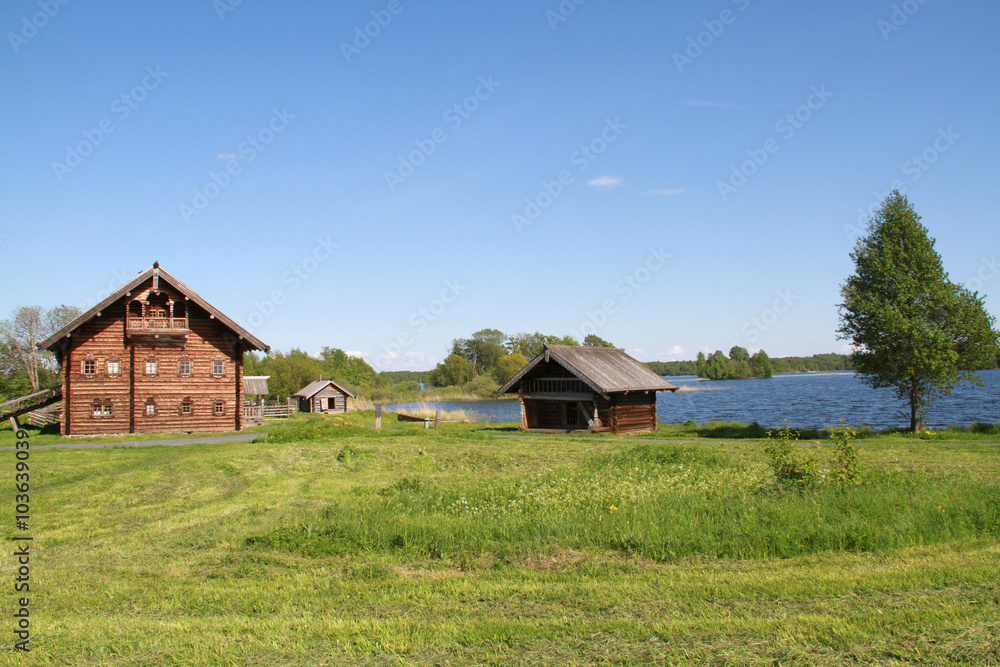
[[668, 345, 684, 356], [587, 175, 624, 188], [217, 153, 248, 161], [643, 188, 684, 197]]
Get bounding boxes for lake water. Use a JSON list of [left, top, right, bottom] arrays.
[[382, 370, 1000, 431]]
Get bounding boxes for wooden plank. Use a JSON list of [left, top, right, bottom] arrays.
[[519, 392, 594, 401]]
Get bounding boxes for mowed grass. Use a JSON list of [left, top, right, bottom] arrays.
[[3, 413, 999, 666]]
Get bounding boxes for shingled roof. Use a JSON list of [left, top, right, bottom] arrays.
[[243, 376, 270, 395], [497, 344, 678, 399], [293, 379, 356, 400], [39, 262, 269, 353]]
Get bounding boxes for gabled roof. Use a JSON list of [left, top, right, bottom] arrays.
[[497, 344, 678, 399], [294, 379, 356, 399], [243, 376, 270, 395], [39, 263, 269, 353]]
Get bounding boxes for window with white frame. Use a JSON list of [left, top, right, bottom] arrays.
[[92, 399, 112, 418]]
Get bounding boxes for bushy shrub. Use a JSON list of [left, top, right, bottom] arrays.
[[462, 374, 499, 398], [829, 420, 862, 488], [763, 420, 818, 491]]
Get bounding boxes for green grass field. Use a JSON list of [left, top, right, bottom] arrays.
[[2, 413, 998, 665]]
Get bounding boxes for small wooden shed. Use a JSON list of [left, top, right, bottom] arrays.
[[294, 379, 354, 414], [497, 344, 678, 434]]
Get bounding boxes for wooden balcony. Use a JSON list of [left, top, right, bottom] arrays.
[[525, 377, 587, 394], [521, 377, 592, 400], [126, 317, 190, 344]]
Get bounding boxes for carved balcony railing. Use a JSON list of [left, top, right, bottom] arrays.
[[127, 317, 189, 332]]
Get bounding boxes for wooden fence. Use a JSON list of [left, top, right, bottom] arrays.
[[243, 399, 297, 425]]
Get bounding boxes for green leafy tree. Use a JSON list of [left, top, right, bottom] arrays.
[[727, 359, 750, 379], [493, 353, 528, 385], [695, 351, 707, 378], [728, 346, 750, 363], [749, 349, 774, 379], [583, 334, 615, 347], [838, 191, 1000, 432], [452, 329, 507, 377], [243, 351, 266, 377], [320, 347, 377, 387], [507, 332, 579, 358], [546, 334, 579, 346], [428, 354, 473, 387], [262, 348, 323, 398], [706, 351, 729, 380], [508, 332, 547, 357]]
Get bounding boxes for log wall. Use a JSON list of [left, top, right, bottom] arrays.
[[58, 284, 245, 436], [609, 392, 658, 435]]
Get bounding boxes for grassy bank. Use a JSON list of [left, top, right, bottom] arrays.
[[3, 413, 999, 665]]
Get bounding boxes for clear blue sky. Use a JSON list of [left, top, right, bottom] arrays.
[[3, 1, 998, 371]]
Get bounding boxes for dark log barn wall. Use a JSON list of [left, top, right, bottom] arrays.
[[607, 392, 658, 435]]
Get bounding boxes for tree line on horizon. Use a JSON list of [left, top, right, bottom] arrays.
[[644, 350, 857, 379]]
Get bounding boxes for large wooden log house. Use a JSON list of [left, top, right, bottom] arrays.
[[497, 344, 678, 434], [39, 262, 269, 436]]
